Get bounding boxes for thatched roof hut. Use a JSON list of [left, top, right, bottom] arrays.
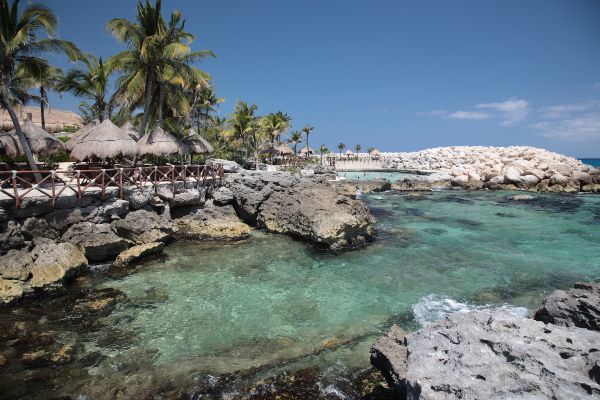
[[299, 146, 314, 155], [70, 118, 138, 161], [121, 121, 141, 141], [4, 119, 66, 156], [184, 129, 214, 154], [370, 148, 382, 158], [0, 106, 82, 133], [138, 125, 186, 157], [65, 120, 99, 151], [0, 133, 21, 158], [264, 144, 294, 156], [345, 149, 354, 155]]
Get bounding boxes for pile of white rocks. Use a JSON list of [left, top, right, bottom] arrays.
[[382, 146, 599, 192]]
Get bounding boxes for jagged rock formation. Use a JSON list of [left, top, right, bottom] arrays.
[[226, 171, 375, 251], [371, 281, 600, 399], [382, 146, 600, 192], [371, 310, 600, 399], [534, 282, 600, 331]]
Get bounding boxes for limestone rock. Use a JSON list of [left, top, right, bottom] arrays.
[[174, 204, 250, 241], [61, 222, 129, 261], [0, 220, 25, 253], [0, 249, 33, 280], [29, 242, 88, 288], [111, 209, 173, 245], [114, 242, 164, 268], [370, 324, 407, 393], [44, 206, 101, 231], [124, 187, 153, 209], [211, 186, 234, 206], [0, 279, 24, 304], [534, 282, 600, 331], [227, 171, 374, 251], [334, 179, 391, 195], [206, 158, 241, 173], [169, 188, 205, 208], [101, 199, 129, 219], [21, 217, 59, 240], [372, 310, 600, 399]]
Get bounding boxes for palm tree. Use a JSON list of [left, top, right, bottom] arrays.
[[301, 124, 314, 155], [289, 130, 302, 156], [107, 0, 214, 134], [367, 147, 375, 154], [355, 144, 362, 156], [191, 85, 223, 133], [262, 111, 291, 163], [23, 65, 63, 130], [58, 53, 113, 121], [227, 101, 257, 159], [319, 144, 329, 165], [337, 142, 346, 157], [0, 0, 80, 177]]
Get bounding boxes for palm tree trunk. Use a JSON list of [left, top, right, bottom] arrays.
[[2, 78, 42, 182], [40, 86, 46, 130], [157, 82, 164, 125], [139, 73, 155, 135]]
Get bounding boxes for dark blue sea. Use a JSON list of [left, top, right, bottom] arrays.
[[580, 158, 600, 167]]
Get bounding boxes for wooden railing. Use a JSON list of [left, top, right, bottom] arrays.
[[0, 164, 224, 208]]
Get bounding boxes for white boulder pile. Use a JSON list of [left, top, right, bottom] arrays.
[[383, 146, 599, 192]]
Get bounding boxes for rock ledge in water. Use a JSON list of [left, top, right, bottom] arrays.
[[534, 282, 600, 331], [371, 310, 600, 399]]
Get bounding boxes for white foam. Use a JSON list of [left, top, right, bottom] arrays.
[[412, 294, 529, 327]]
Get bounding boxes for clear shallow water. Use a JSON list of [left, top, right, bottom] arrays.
[[1, 190, 600, 399]]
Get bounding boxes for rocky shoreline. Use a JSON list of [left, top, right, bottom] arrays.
[[0, 169, 374, 304], [370, 282, 600, 399], [376, 146, 600, 192]]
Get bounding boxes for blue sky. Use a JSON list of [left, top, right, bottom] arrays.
[[40, 0, 600, 157]]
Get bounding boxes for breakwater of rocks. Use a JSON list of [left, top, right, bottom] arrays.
[[373, 146, 599, 192]]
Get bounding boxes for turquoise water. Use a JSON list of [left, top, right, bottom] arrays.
[[338, 171, 415, 180], [580, 158, 600, 167], [1, 190, 599, 398]]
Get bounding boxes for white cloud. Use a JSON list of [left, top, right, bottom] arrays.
[[447, 111, 490, 120], [416, 109, 447, 116], [531, 112, 600, 142], [539, 101, 599, 119], [476, 98, 530, 126]]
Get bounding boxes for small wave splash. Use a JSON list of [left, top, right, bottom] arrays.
[[412, 294, 529, 327]]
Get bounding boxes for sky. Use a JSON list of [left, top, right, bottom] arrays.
[[38, 0, 600, 157]]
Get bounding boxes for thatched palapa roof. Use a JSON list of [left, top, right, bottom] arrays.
[[370, 149, 382, 157], [299, 146, 314, 155], [264, 143, 294, 156], [138, 125, 186, 156], [70, 118, 138, 161], [2, 119, 66, 156], [184, 129, 214, 154], [65, 120, 99, 151], [121, 121, 141, 141], [345, 149, 354, 155], [0, 106, 82, 133]]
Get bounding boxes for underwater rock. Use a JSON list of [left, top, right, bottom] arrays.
[[534, 282, 600, 331], [334, 178, 392, 194]]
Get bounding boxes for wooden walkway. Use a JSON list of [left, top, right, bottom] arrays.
[[0, 164, 224, 208]]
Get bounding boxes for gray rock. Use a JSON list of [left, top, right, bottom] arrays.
[[550, 173, 569, 186], [206, 158, 241, 173], [45, 206, 101, 231], [211, 187, 234, 206], [169, 188, 205, 208], [572, 170, 593, 184], [102, 199, 130, 218], [0, 249, 33, 280], [124, 187, 153, 209], [173, 203, 251, 241], [61, 222, 129, 262], [110, 209, 174, 245], [370, 325, 407, 394], [226, 171, 374, 251], [0, 220, 25, 253], [534, 282, 600, 331], [156, 187, 175, 202], [372, 310, 600, 399], [21, 217, 59, 240]]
